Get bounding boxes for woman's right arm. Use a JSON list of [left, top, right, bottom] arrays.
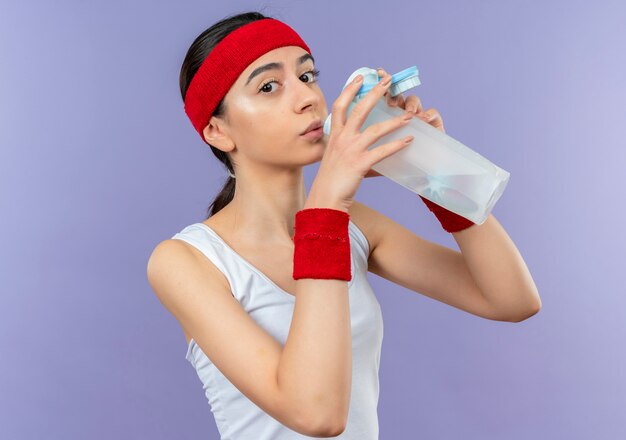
[[277, 194, 353, 436], [146, 238, 346, 437], [277, 69, 414, 433]]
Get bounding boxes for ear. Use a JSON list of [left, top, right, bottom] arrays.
[[203, 116, 235, 152]]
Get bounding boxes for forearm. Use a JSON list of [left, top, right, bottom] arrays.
[[452, 214, 541, 321], [277, 195, 352, 431], [279, 278, 351, 431]]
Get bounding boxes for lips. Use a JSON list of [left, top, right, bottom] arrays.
[[300, 119, 323, 135]]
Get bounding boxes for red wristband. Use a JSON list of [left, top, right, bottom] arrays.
[[292, 208, 352, 281], [419, 195, 475, 233]]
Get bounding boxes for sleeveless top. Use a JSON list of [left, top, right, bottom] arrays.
[[171, 220, 384, 439]]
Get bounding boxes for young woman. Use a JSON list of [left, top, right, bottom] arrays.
[[146, 11, 541, 439]]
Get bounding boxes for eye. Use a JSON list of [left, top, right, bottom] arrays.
[[258, 77, 278, 94], [258, 68, 321, 94], [301, 68, 321, 84]]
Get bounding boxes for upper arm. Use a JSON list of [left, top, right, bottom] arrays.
[[146, 239, 318, 435], [350, 200, 505, 321]]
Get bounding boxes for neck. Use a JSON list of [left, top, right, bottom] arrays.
[[219, 168, 308, 246]]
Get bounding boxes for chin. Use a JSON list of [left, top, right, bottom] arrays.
[[304, 142, 326, 163]]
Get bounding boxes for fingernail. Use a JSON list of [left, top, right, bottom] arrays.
[[354, 74, 363, 83], [404, 135, 414, 143], [381, 75, 392, 86], [403, 111, 413, 120]]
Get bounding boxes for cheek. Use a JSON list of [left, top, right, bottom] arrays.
[[238, 117, 295, 158], [235, 100, 285, 134], [255, 112, 292, 140], [228, 104, 279, 144]]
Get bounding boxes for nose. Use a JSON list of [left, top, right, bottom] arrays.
[[293, 74, 321, 113]]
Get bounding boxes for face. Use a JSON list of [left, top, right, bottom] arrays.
[[204, 45, 329, 169]]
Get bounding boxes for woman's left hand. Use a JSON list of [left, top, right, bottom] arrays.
[[364, 68, 445, 178]]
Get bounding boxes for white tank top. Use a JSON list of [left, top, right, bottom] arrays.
[[171, 220, 384, 439]]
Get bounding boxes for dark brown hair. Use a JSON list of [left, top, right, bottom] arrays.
[[179, 10, 270, 218]]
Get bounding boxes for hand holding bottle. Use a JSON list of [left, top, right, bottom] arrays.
[[320, 65, 510, 225], [364, 68, 445, 178], [307, 71, 415, 212]]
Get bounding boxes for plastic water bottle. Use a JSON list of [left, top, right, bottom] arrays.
[[323, 66, 510, 225]]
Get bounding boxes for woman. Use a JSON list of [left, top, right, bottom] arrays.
[[147, 11, 541, 439]]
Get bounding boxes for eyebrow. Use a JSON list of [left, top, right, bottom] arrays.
[[245, 53, 315, 86]]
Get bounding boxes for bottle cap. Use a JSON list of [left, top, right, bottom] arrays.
[[323, 66, 421, 135], [355, 66, 420, 99], [387, 66, 421, 97]]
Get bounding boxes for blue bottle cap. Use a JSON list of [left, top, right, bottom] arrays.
[[355, 66, 420, 99], [323, 66, 421, 135]]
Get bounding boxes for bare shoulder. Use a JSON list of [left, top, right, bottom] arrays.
[[347, 199, 384, 259], [147, 238, 233, 304]]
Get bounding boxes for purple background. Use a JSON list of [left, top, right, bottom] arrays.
[[2, 0, 624, 438]]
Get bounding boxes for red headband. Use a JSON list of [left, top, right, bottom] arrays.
[[183, 18, 312, 143]]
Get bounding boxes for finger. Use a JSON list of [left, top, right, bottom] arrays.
[[420, 108, 445, 132], [377, 68, 404, 109], [345, 70, 394, 133], [330, 74, 365, 134], [422, 108, 441, 124], [387, 92, 406, 109], [367, 135, 414, 168], [361, 108, 413, 146], [404, 95, 423, 114], [376, 68, 402, 108]]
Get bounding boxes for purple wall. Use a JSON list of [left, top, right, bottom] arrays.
[[2, 0, 624, 438]]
